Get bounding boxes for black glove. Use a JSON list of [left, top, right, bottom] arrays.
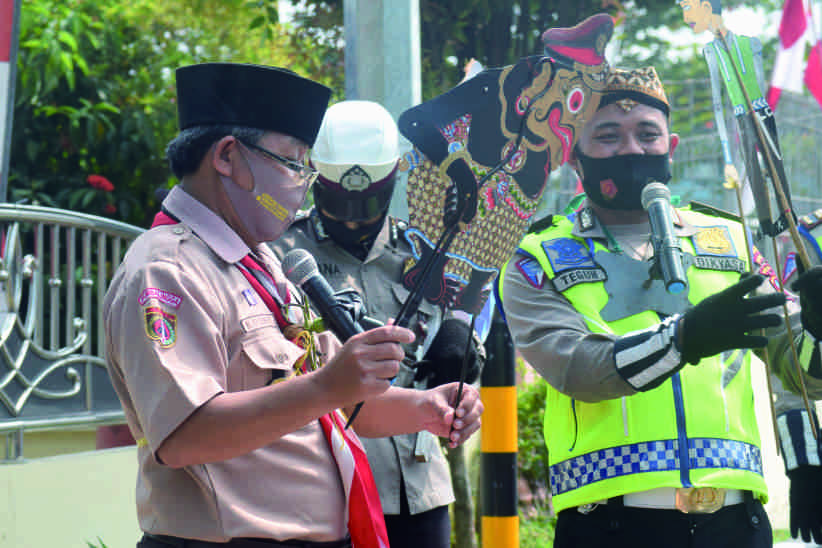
[[791, 263, 822, 340], [414, 318, 482, 388], [788, 465, 822, 543], [680, 273, 785, 365]]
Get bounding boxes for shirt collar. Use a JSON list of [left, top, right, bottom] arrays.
[[570, 198, 699, 240], [362, 216, 393, 264], [163, 185, 251, 264]]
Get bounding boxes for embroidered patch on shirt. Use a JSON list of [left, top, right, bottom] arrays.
[[241, 314, 276, 333], [542, 238, 596, 273], [138, 288, 183, 309], [242, 289, 258, 306], [691, 226, 737, 257], [143, 306, 177, 348], [552, 267, 608, 292], [692, 255, 745, 273], [515, 257, 545, 289]]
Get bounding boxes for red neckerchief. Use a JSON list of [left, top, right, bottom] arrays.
[[151, 211, 390, 548]]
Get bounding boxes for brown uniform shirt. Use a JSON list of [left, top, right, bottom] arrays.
[[104, 186, 347, 543], [270, 211, 455, 515]]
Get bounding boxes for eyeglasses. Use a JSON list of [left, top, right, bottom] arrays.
[[238, 140, 319, 185]]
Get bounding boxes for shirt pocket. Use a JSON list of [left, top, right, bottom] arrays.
[[230, 325, 305, 391]]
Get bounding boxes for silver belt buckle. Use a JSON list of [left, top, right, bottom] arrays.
[[675, 487, 726, 513]]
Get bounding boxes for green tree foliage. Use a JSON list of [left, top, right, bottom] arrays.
[[293, 0, 741, 99], [10, 0, 324, 228]]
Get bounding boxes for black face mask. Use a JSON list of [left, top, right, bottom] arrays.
[[317, 209, 387, 261], [576, 150, 672, 210]]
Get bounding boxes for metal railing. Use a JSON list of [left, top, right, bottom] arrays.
[[0, 204, 143, 460]]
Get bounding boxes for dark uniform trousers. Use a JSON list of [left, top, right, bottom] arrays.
[[553, 492, 772, 548], [138, 534, 352, 548], [383, 480, 451, 548]]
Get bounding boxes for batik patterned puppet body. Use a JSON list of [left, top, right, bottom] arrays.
[[397, 13, 614, 314]]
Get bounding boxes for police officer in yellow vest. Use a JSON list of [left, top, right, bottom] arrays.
[[497, 66, 822, 547], [271, 100, 483, 548]]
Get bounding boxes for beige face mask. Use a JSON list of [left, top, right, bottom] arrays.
[[221, 146, 310, 243]]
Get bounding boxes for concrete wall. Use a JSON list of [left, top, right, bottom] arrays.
[[0, 446, 140, 547]]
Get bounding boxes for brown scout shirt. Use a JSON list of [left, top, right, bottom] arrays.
[[270, 210, 455, 515], [104, 186, 347, 543]]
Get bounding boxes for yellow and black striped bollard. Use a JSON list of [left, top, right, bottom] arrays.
[[480, 309, 518, 547]]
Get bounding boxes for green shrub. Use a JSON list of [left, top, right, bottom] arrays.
[[517, 359, 550, 495]]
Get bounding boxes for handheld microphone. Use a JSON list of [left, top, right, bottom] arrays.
[[641, 182, 688, 295], [281, 249, 364, 342], [282, 248, 380, 430]]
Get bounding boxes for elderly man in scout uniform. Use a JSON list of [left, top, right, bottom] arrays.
[[103, 63, 484, 548], [271, 100, 484, 548], [496, 65, 822, 547]]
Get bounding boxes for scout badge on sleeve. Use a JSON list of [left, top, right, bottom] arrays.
[[139, 287, 183, 348], [396, 13, 614, 318]]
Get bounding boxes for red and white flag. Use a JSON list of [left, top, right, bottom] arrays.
[[804, 40, 822, 108], [766, 0, 809, 109]]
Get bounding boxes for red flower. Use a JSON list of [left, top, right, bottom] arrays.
[[87, 174, 115, 192], [103, 203, 117, 215]]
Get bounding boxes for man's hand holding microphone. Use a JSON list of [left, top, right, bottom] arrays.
[[282, 248, 482, 446]]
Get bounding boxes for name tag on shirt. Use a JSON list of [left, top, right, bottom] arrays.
[[241, 314, 276, 333], [541, 238, 607, 291]]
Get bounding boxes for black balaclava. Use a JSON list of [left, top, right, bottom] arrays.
[[317, 208, 387, 261]]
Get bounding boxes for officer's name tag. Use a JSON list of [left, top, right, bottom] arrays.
[[693, 255, 745, 273], [241, 314, 276, 333], [553, 268, 608, 291]]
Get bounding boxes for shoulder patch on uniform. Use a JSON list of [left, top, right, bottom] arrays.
[[577, 207, 596, 231], [514, 256, 545, 288], [144, 306, 177, 348], [308, 209, 330, 241], [688, 201, 741, 222], [691, 226, 737, 257], [542, 238, 595, 272], [799, 209, 822, 230], [138, 288, 183, 309]]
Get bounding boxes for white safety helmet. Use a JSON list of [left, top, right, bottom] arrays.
[[310, 100, 400, 222]]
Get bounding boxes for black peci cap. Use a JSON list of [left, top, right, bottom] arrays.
[[175, 63, 331, 146]]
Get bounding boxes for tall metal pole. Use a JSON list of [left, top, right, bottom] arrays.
[[343, 0, 421, 220], [0, 0, 22, 203]]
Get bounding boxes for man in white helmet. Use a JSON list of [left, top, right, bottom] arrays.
[[271, 100, 483, 548]]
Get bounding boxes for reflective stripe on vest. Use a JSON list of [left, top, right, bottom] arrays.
[[500, 207, 768, 512]]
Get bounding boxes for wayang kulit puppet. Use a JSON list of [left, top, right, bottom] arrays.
[[396, 13, 614, 317]]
